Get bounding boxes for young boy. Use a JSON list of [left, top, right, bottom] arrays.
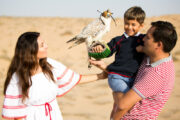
[[92, 6, 146, 120]]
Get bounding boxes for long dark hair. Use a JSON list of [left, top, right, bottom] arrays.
[[4, 32, 55, 101]]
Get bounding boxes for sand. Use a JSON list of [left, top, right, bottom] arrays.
[[0, 15, 180, 120]]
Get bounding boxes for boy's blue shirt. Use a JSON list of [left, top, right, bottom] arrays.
[[107, 33, 145, 78]]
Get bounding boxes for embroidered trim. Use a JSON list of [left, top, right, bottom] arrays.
[[57, 75, 82, 97], [58, 72, 74, 88], [3, 105, 26, 109], [5, 95, 22, 99], [2, 115, 27, 119], [57, 68, 68, 80]]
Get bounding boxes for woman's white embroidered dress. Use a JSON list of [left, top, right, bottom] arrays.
[[2, 58, 81, 120]]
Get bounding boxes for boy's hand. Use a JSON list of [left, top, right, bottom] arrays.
[[92, 45, 104, 53], [136, 45, 143, 53]]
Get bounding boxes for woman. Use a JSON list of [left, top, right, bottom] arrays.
[[2, 32, 106, 120]]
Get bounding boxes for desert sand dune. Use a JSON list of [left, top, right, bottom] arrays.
[[0, 15, 180, 120]]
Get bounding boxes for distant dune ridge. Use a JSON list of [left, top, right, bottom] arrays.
[[0, 15, 180, 120]]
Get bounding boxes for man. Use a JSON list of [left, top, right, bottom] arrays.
[[90, 21, 177, 120]]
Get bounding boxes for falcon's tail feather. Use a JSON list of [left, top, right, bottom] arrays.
[[68, 38, 86, 49], [67, 37, 77, 43]]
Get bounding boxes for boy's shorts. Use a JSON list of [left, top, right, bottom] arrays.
[[108, 74, 134, 93]]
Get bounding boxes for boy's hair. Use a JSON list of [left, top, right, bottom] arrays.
[[151, 21, 177, 52], [124, 6, 146, 24]]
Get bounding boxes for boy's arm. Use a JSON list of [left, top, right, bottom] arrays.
[[91, 37, 119, 58], [107, 37, 119, 57]]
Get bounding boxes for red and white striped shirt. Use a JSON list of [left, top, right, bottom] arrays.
[[122, 55, 175, 120]]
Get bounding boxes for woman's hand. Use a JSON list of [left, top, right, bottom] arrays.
[[79, 60, 108, 84], [89, 59, 108, 72], [97, 71, 108, 79], [79, 71, 107, 84]]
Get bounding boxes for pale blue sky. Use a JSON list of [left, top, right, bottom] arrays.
[[0, 0, 180, 18]]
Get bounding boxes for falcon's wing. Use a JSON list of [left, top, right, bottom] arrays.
[[80, 19, 106, 38]]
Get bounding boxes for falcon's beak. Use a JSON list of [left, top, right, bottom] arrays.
[[109, 12, 117, 26], [97, 9, 117, 26], [111, 15, 117, 26]]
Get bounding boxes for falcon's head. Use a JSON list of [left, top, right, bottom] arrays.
[[98, 9, 117, 26], [101, 9, 112, 18]]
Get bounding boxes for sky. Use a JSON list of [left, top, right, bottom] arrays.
[[0, 0, 180, 18]]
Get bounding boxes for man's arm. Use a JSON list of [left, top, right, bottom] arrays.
[[113, 89, 142, 119]]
